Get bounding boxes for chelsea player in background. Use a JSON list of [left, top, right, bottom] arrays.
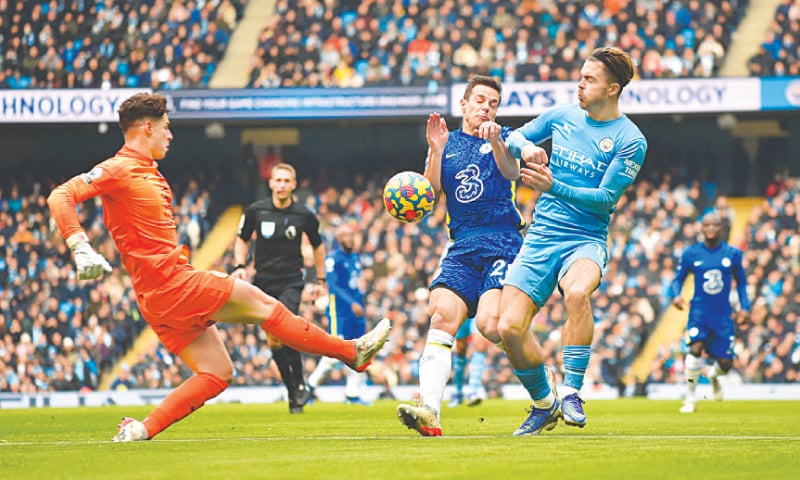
[[671, 212, 750, 413], [307, 224, 372, 405], [397, 75, 525, 437], [487, 47, 648, 435]]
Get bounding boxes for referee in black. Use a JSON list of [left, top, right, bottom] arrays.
[[232, 163, 326, 413]]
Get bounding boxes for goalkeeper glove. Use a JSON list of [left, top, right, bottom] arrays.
[[66, 232, 113, 280]]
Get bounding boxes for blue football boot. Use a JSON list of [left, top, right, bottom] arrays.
[[561, 393, 587, 427], [512, 399, 562, 436]]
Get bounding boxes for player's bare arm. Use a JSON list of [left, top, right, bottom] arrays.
[[521, 143, 549, 166], [520, 162, 554, 192], [424, 112, 448, 197], [481, 121, 520, 181]]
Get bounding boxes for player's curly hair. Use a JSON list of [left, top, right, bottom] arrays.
[[589, 47, 635, 93], [118, 93, 169, 132]]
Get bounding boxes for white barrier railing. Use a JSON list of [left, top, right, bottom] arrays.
[[1, 383, 797, 409]]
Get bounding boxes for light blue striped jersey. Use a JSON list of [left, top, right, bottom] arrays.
[[507, 104, 647, 240]]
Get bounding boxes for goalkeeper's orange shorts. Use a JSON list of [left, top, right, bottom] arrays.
[[136, 264, 235, 354]]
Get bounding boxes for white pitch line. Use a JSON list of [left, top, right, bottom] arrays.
[[1, 434, 799, 446]]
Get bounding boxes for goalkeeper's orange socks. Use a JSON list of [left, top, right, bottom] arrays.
[[260, 302, 356, 364], [141, 304, 355, 438], [143, 371, 228, 439]]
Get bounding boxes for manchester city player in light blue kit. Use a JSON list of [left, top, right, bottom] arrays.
[[397, 75, 525, 436], [488, 47, 648, 435], [671, 212, 750, 413]]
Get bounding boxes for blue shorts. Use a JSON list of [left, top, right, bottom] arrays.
[[432, 230, 523, 318], [505, 230, 607, 308], [455, 317, 476, 340], [327, 303, 367, 340], [685, 308, 735, 359]]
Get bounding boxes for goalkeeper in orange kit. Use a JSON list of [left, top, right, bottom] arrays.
[[47, 92, 391, 442]]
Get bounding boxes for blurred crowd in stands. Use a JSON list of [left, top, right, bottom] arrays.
[[0, 0, 247, 90], [748, 0, 800, 76], [248, 0, 750, 88], [2, 163, 798, 396], [1, 0, 795, 92]]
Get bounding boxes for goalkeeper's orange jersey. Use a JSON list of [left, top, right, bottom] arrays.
[[48, 146, 188, 295]]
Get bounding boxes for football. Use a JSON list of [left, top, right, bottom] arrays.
[[383, 171, 435, 223]]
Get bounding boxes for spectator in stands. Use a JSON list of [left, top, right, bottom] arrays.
[[0, 0, 243, 89], [245, 0, 747, 88], [749, 1, 799, 76], [109, 362, 135, 391]]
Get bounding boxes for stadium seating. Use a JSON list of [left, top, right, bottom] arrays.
[[0, 0, 782, 90], [247, 0, 749, 88], [748, 0, 800, 76], [0, 0, 248, 90]]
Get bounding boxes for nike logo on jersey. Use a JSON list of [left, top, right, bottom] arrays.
[[693, 261, 703, 266], [445, 152, 460, 159]]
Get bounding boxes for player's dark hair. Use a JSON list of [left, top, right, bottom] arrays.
[[589, 47, 635, 93], [118, 93, 168, 132], [463, 75, 502, 102]]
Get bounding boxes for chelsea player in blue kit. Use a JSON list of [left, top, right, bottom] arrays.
[[307, 224, 371, 404], [671, 212, 750, 413], [488, 47, 648, 435], [397, 75, 525, 436]]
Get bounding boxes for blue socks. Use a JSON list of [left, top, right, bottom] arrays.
[[563, 345, 590, 391], [466, 351, 487, 396], [514, 365, 551, 402], [452, 353, 467, 395]]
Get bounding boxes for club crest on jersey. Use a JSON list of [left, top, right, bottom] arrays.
[[721, 257, 731, 267], [599, 138, 614, 153], [260, 221, 276, 239], [80, 167, 104, 184], [285, 225, 297, 239], [479, 143, 493, 154]]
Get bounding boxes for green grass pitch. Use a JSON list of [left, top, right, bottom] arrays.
[[1, 399, 798, 479]]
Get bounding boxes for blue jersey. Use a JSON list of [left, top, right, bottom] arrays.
[[670, 241, 751, 316], [439, 127, 525, 241], [325, 245, 366, 339], [507, 104, 647, 240]]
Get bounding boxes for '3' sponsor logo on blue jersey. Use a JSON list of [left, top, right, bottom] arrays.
[[454, 164, 483, 203]]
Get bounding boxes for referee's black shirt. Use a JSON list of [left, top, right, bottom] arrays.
[[237, 197, 322, 284]]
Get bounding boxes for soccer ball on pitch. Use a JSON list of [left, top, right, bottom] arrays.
[[383, 171, 435, 223]]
